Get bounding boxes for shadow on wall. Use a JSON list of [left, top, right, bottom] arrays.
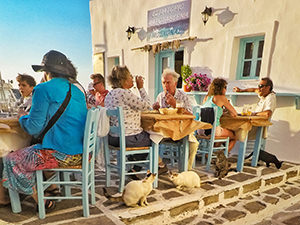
[[184, 38, 213, 65], [267, 119, 300, 163]]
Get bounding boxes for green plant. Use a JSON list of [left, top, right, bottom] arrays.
[[181, 65, 192, 84]]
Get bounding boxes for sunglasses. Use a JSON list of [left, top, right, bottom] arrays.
[[258, 84, 268, 88], [93, 81, 101, 87]]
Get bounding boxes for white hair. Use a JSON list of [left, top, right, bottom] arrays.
[[161, 68, 180, 82]]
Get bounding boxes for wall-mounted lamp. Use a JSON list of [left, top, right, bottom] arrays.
[[201, 6, 212, 25], [126, 26, 136, 40]]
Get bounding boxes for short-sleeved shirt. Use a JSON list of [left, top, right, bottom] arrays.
[[255, 92, 276, 115], [104, 88, 151, 137], [155, 89, 192, 113]]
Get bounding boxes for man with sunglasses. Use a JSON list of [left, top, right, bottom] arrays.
[[233, 77, 276, 119], [90, 73, 108, 107]]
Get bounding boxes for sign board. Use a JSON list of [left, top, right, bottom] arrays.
[[147, 0, 190, 41]]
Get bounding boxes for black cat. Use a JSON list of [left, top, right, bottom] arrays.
[[245, 150, 283, 169]]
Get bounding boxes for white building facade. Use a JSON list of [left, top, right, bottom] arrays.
[[89, 0, 300, 163]]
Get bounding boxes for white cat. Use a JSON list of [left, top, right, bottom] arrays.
[[168, 171, 200, 191], [103, 170, 156, 207]]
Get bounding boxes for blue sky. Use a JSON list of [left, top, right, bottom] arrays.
[[0, 0, 93, 88]]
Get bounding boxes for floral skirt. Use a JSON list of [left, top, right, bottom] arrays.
[[2, 145, 82, 195]]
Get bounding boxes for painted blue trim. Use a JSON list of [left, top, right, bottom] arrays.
[[236, 36, 265, 80]]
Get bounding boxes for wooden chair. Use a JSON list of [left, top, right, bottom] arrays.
[[101, 106, 158, 193], [193, 106, 229, 171], [8, 107, 100, 219]]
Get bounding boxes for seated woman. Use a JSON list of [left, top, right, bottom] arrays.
[[104, 65, 152, 179], [0, 50, 87, 210], [202, 78, 238, 152]]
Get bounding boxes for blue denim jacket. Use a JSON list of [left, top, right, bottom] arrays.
[[19, 78, 87, 155]]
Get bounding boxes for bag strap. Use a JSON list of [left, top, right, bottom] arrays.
[[36, 83, 72, 143]]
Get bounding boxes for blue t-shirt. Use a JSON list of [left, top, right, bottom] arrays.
[[19, 78, 87, 155], [203, 96, 223, 126]]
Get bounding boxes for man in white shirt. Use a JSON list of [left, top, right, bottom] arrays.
[[233, 77, 276, 119], [153, 68, 198, 171]]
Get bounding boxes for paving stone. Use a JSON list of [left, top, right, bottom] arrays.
[[221, 209, 246, 221], [200, 183, 215, 191], [202, 214, 211, 219], [239, 195, 253, 200], [265, 176, 284, 186], [60, 215, 117, 225], [162, 191, 184, 200], [281, 163, 294, 170], [243, 180, 262, 193], [169, 201, 199, 217], [283, 187, 300, 197], [172, 215, 197, 225], [120, 211, 163, 225], [279, 193, 291, 200], [203, 194, 219, 206], [196, 221, 213, 225], [254, 220, 273, 225], [286, 202, 300, 211], [212, 179, 234, 187], [226, 201, 239, 207], [243, 201, 266, 213], [205, 209, 216, 214], [224, 188, 239, 199], [263, 187, 280, 195], [261, 167, 279, 175], [227, 173, 256, 182], [213, 218, 224, 224], [286, 170, 298, 179], [242, 167, 257, 175], [282, 215, 300, 225], [263, 196, 279, 205]]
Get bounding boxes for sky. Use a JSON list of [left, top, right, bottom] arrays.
[[0, 0, 93, 88]]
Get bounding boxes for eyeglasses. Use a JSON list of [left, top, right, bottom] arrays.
[[258, 84, 268, 88], [93, 81, 101, 87]]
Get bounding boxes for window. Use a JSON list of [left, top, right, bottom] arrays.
[[236, 36, 264, 79]]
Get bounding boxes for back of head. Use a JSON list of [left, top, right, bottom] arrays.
[[32, 50, 77, 80], [161, 68, 180, 83], [16, 73, 36, 87], [108, 65, 130, 89], [207, 78, 227, 96]]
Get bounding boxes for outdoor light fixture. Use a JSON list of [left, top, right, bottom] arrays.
[[126, 26, 136, 40], [201, 6, 212, 25]]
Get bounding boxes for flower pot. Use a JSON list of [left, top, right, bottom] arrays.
[[183, 84, 192, 92]]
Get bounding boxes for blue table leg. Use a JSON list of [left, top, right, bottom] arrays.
[[237, 134, 249, 172], [152, 142, 159, 188], [180, 136, 189, 172], [251, 126, 263, 167]]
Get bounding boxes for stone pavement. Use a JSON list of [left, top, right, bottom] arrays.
[[1, 157, 300, 225]]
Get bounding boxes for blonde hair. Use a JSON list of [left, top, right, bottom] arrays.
[[108, 65, 131, 89], [161, 68, 180, 83]]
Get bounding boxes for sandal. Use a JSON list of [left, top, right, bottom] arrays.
[[36, 200, 56, 213], [45, 188, 61, 196]]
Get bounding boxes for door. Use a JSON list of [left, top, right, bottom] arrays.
[[155, 50, 175, 97]]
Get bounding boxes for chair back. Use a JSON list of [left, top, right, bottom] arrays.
[[193, 106, 217, 138], [82, 107, 101, 174]]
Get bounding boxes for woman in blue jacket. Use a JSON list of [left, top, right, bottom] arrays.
[[1, 50, 87, 210]]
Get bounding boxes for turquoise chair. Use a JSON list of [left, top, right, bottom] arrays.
[[193, 106, 229, 171], [102, 106, 158, 193], [8, 107, 100, 219]]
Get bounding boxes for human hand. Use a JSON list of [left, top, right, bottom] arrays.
[[233, 87, 241, 92], [165, 92, 176, 108], [135, 76, 144, 89], [152, 102, 160, 110]]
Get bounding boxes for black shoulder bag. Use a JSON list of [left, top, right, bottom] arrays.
[[31, 83, 72, 145]]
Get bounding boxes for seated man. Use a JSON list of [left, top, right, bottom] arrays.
[[90, 73, 108, 107], [233, 77, 276, 119], [153, 68, 198, 171], [16, 73, 36, 113]]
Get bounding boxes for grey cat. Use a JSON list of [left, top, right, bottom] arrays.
[[214, 150, 236, 179]]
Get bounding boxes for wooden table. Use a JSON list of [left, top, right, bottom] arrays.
[[220, 114, 272, 172], [141, 112, 212, 171], [0, 117, 31, 157]]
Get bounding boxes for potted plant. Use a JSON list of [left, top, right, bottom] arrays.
[[185, 73, 211, 91], [181, 65, 192, 92]]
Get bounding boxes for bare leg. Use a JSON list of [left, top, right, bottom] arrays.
[[188, 141, 198, 170], [0, 182, 9, 205], [216, 127, 236, 152]]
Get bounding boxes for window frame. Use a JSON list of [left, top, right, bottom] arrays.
[[236, 35, 265, 80]]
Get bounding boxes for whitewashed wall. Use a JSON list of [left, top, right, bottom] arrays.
[[89, 0, 300, 163]]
